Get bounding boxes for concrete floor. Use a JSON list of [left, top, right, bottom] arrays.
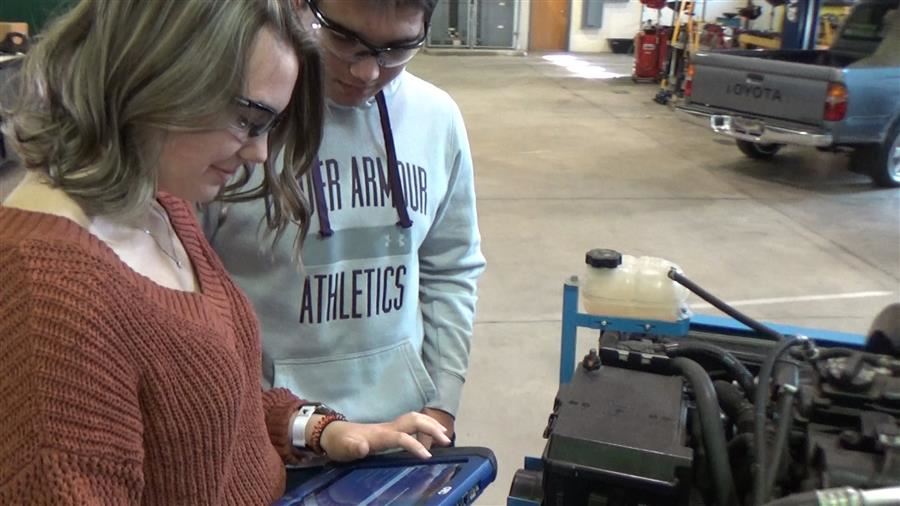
[[1, 53, 897, 505], [406, 53, 900, 505]]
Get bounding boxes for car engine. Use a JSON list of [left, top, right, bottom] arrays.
[[511, 294, 900, 506]]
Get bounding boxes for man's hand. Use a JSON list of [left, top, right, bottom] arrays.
[[318, 412, 450, 462], [417, 407, 455, 449]]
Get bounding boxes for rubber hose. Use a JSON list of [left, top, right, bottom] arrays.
[[670, 357, 738, 506], [764, 388, 796, 499], [668, 269, 784, 342], [753, 337, 807, 506], [668, 342, 756, 398], [715, 380, 755, 434]]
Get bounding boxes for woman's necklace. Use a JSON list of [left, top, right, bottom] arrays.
[[145, 204, 183, 269]]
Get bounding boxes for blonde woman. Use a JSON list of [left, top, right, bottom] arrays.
[[0, 1, 448, 504]]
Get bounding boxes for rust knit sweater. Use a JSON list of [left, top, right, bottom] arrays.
[[0, 194, 306, 505]]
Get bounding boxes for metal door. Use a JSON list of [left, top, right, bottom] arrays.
[[428, 0, 517, 49]]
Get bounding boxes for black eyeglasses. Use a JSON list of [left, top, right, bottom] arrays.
[[232, 96, 282, 138], [304, 0, 429, 68]]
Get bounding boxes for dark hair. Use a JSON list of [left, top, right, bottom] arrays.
[[397, 0, 439, 20], [356, 0, 438, 20]]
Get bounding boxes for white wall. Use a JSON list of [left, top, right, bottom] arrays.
[[568, 0, 781, 52], [569, 0, 644, 52]]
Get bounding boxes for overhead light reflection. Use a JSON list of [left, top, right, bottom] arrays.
[[542, 54, 627, 80], [542, 54, 577, 63]]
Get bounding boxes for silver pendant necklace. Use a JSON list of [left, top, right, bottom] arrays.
[[145, 205, 183, 270]]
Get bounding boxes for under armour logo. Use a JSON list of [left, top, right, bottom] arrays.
[[383, 233, 407, 249]]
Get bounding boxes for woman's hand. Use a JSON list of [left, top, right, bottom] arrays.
[[317, 412, 451, 462]]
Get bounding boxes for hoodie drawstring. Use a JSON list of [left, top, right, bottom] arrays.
[[312, 91, 412, 238], [310, 156, 334, 237], [375, 91, 413, 230]]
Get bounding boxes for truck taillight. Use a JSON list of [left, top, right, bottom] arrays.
[[684, 64, 695, 97], [824, 83, 847, 122]]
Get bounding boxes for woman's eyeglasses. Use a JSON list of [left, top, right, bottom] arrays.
[[231, 96, 282, 138], [304, 0, 428, 68]]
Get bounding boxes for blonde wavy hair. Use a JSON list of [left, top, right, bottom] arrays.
[[5, 0, 323, 257]]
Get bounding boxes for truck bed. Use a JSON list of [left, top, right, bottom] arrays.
[[720, 49, 865, 68]]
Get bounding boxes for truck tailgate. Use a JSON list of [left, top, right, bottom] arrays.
[[690, 52, 844, 127]]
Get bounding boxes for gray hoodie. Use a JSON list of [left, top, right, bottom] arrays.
[[208, 71, 485, 423]]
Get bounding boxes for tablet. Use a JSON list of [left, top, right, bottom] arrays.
[[275, 446, 497, 506]]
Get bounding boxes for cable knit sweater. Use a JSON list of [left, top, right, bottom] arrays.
[[0, 194, 306, 505]]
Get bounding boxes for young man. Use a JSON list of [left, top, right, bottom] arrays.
[[208, 0, 485, 444]]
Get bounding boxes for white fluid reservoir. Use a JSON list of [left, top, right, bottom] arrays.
[[581, 249, 690, 322]]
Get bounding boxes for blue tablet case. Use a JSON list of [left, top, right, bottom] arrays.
[[275, 446, 497, 506]]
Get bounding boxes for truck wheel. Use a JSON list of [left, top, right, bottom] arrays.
[[869, 125, 900, 188], [736, 140, 782, 159]]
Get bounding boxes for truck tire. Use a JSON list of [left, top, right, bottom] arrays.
[[867, 124, 900, 188], [736, 140, 782, 160]]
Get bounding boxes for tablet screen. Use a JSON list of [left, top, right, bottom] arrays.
[[301, 463, 462, 506]]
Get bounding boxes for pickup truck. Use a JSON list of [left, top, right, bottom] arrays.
[[676, 0, 900, 187]]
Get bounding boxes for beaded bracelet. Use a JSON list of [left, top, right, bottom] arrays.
[[309, 412, 346, 456]]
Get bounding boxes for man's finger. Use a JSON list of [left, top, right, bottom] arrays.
[[417, 432, 435, 450], [417, 418, 451, 445], [419, 410, 454, 443], [395, 432, 432, 459]]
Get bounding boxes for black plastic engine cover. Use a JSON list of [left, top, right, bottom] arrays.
[[542, 364, 694, 505]]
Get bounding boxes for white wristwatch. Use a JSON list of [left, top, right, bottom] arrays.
[[291, 404, 318, 448]]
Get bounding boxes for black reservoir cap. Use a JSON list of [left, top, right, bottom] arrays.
[[586, 249, 623, 269]]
